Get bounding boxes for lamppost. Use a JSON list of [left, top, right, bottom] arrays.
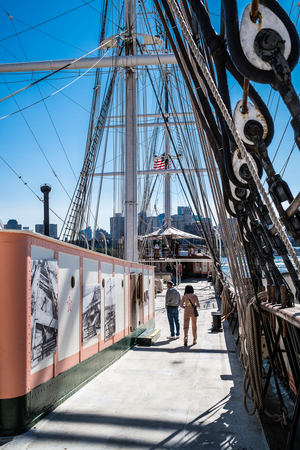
[[40, 184, 51, 237]]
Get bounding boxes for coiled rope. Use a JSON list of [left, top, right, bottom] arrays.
[[212, 268, 217, 284], [221, 283, 232, 316], [243, 291, 285, 424], [243, 291, 266, 415], [216, 275, 223, 296], [167, 0, 300, 274]]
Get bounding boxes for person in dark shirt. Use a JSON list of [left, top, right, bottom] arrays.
[[165, 281, 181, 339]]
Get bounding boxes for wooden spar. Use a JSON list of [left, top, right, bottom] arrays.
[[0, 54, 178, 73]]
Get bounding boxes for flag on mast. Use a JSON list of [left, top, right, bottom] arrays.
[[153, 154, 170, 170], [153, 154, 165, 170]]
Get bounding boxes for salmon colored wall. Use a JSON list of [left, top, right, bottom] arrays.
[[0, 231, 155, 400], [0, 236, 30, 399]]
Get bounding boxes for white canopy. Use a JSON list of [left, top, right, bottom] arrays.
[[141, 225, 202, 240]]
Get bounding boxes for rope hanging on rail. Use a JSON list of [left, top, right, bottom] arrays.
[[220, 284, 232, 316], [216, 275, 223, 296], [243, 291, 286, 425]]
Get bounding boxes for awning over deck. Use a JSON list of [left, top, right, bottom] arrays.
[[141, 225, 202, 240]]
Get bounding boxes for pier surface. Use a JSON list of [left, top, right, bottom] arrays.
[[4, 280, 267, 450]]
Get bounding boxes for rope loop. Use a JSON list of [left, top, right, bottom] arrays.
[[221, 283, 232, 316]]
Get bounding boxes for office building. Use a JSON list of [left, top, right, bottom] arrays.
[[35, 222, 58, 238], [4, 219, 22, 230], [110, 213, 124, 242]]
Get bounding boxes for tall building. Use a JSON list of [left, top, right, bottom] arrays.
[[35, 222, 58, 238], [35, 224, 43, 234], [79, 226, 92, 241], [138, 212, 153, 236], [152, 213, 164, 232], [171, 207, 193, 232], [4, 219, 22, 230], [110, 213, 124, 242], [95, 228, 110, 240]]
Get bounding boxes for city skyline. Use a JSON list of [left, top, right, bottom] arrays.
[[2, 205, 209, 240]]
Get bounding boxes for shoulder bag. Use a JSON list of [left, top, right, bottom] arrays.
[[188, 296, 199, 317]]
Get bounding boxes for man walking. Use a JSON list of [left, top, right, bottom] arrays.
[[165, 281, 181, 339]]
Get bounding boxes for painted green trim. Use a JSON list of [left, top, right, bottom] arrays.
[[0, 317, 155, 437]]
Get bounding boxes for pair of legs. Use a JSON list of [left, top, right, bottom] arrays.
[[167, 307, 180, 337], [172, 275, 176, 285], [183, 308, 197, 342]]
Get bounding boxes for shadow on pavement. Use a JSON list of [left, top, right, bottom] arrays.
[[16, 391, 261, 449]]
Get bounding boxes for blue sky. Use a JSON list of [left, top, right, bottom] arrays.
[[0, 0, 299, 235]]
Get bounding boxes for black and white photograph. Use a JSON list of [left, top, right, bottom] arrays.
[[104, 277, 116, 340], [31, 260, 58, 367], [82, 284, 101, 343]]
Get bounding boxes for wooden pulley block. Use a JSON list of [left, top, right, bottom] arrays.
[[233, 101, 268, 146], [229, 179, 250, 201], [227, 199, 237, 217], [231, 149, 258, 186], [242, 227, 249, 242], [240, 3, 291, 71]]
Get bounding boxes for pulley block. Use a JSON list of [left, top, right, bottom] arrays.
[[229, 179, 250, 202], [223, 0, 299, 85], [240, 3, 291, 73], [232, 149, 259, 186], [233, 101, 268, 147]]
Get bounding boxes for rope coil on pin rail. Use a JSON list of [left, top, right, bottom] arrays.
[[243, 290, 289, 427], [168, 0, 300, 274]]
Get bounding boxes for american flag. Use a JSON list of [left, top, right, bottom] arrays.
[[153, 154, 170, 170]]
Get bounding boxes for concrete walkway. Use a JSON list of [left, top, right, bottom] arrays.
[[5, 280, 267, 450]]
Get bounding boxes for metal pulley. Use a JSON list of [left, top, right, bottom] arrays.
[[233, 100, 268, 147]]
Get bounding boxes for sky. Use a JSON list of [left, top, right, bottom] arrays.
[[0, 0, 300, 236]]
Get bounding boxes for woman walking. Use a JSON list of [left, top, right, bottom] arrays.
[[180, 285, 200, 346]]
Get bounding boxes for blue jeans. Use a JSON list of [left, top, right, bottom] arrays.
[[167, 307, 180, 337], [172, 275, 176, 285]]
